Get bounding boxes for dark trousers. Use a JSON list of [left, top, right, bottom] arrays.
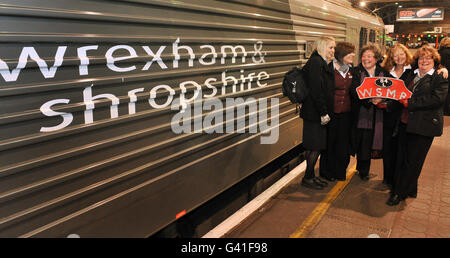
[[320, 112, 351, 180], [392, 123, 434, 198], [355, 128, 373, 177], [382, 125, 398, 185], [444, 81, 450, 116], [356, 157, 371, 177]]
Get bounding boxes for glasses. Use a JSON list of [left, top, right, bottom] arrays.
[[419, 56, 433, 61]]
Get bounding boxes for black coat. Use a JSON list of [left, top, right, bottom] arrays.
[[439, 47, 450, 71], [300, 51, 334, 122], [384, 67, 415, 129], [404, 71, 448, 137]]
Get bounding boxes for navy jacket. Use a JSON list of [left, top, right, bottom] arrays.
[[404, 71, 448, 137]]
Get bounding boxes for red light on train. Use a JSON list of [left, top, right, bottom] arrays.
[[176, 210, 187, 219]]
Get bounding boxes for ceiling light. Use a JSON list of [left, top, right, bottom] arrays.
[[360, 1, 366, 7]]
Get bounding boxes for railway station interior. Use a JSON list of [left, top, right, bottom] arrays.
[[0, 0, 449, 244]]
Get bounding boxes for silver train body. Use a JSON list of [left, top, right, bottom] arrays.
[[0, 0, 384, 237]]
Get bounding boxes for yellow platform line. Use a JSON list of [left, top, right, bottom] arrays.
[[290, 164, 358, 238]]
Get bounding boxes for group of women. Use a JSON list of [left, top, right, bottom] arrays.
[[299, 36, 449, 206]]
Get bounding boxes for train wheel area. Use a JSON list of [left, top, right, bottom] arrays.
[[206, 117, 450, 238]]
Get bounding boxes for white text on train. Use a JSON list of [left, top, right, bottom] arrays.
[[0, 38, 266, 82]]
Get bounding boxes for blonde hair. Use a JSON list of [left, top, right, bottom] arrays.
[[382, 44, 414, 71], [440, 37, 450, 49], [315, 36, 335, 59]]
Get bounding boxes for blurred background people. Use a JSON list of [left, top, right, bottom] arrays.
[[439, 37, 450, 116]]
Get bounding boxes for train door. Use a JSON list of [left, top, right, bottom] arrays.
[[369, 29, 376, 43], [360, 27, 368, 50], [347, 25, 360, 65]]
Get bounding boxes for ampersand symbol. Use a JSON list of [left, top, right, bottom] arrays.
[[252, 41, 266, 64]]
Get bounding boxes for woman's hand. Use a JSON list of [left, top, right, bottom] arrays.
[[321, 114, 331, 125], [399, 98, 408, 108], [437, 67, 449, 79], [376, 102, 387, 109]]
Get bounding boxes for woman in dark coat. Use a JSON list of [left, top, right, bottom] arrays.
[[350, 43, 390, 181], [299, 36, 336, 190], [380, 43, 414, 188], [439, 37, 450, 116], [387, 45, 448, 206]]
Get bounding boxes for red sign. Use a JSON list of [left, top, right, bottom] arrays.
[[356, 77, 412, 100]]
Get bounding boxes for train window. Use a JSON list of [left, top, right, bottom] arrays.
[[360, 28, 368, 49], [369, 29, 376, 43]]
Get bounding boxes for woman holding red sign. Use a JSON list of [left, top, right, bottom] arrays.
[[380, 44, 415, 188], [387, 45, 448, 206], [350, 43, 390, 181], [381, 44, 447, 189]]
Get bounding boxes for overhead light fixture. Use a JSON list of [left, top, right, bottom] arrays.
[[360, 1, 366, 7], [399, 5, 402, 8], [395, 2, 399, 4]]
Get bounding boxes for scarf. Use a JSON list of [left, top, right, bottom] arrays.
[[336, 60, 350, 75], [356, 68, 384, 150]]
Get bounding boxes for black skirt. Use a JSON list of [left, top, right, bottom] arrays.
[[302, 119, 327, 151]]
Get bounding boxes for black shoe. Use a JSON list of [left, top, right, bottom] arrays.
[[407, 192, 417, 198], [301, 178, 324, 190], [321, 175, 336, 182], [381, 180, 392, 190], [359, 173, 369, 181], [386, 194, 404, 206], [315, 177, 329, 187]]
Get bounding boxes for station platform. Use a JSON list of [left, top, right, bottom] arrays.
[[215, 117, 450, 238]]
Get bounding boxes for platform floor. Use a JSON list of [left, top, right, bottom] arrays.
[[225, 117, 450, 238]]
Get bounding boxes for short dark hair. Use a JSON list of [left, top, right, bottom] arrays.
[[334, 42, 355, 62], [360, 43, 383, 60]]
